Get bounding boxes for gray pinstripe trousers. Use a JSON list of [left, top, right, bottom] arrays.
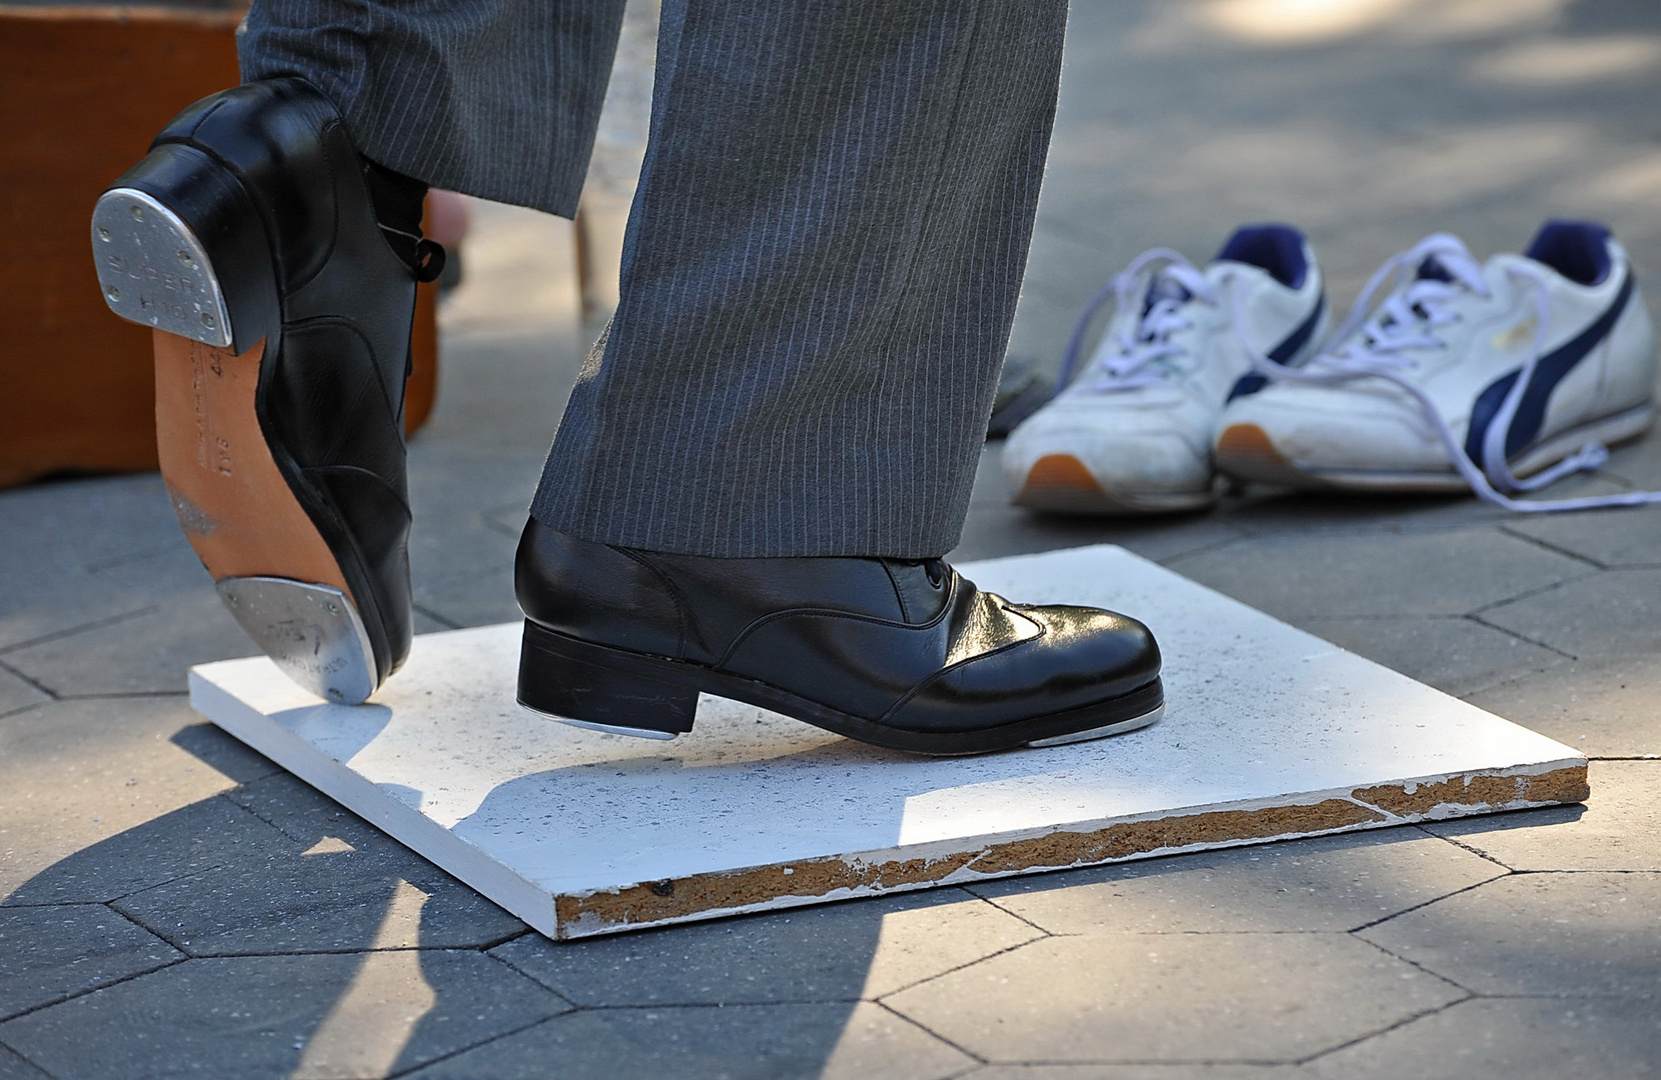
[[242, 0, 1068, 558]]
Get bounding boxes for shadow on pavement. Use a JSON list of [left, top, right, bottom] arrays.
[[0, 721, 892, 1080]]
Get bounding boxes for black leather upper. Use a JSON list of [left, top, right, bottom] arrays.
[[152, 79, 418, 681], [516, 520, 1161, 734]]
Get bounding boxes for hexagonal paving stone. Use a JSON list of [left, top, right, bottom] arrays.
[[111, 837, 526, 956], [969, 829, 1503, 934], [0, 696, 277, 902], [967, 1066, 1309, 1079], [0, 952, 568, 1080], [1359, 871, 1661, 997], [1467, 653, 1661, 757], [1293, 616, 1561, 698], [1425, 761, 1661, 871], [1305, 997, 1661, 1079], [1162, 529, 1586, 620], [1503, 507, 1661, 570], [93, 771, 524, 956], [491, 888, 1041, 1005], [405, 1001, 973, 1080], [0, 475, 182, 653], [883, 933, 1461, 1063], [0, 904, 180, 1020], [223, 771, 388, 847], [1600, 429, 1661, 490], [0, 1045, 50, 1080], [2, 797, 284, 911], [0, 669, 46, 720], [1219, 489, 1513, 538], [1478, 568, 1661, 659], [3, 588, 256, 698]]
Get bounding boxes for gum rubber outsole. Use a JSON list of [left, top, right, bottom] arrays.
[[1217, 406, 1656, 494], [1013, 453, 1218, 515]]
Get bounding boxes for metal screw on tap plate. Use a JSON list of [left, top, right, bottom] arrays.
[[106, 285, 120, 300], [201, 312, 215, 328], [97, 227, 111, 242], [177, 250, 194, 267], [129, 205, 145, 222]]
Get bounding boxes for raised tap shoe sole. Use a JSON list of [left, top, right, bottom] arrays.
[[518, 619, 1165, 756], [94, 183, 380, 705]]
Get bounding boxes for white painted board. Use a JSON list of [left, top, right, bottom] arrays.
[[190, 545, 1586, 938]]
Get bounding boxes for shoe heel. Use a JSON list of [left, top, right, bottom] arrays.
[[518, 620, 699, 739], [92, 142, 280, 355]]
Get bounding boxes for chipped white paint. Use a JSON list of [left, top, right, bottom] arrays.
[[190, 545, 1584, 939]]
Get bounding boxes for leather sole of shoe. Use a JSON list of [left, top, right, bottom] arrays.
[[153, 332, 378, 704], [517, 618, 1165, 756], [1013, 454, 1217, 515], [94, 186, 380, 705], [1216, 403, 1655, 493]]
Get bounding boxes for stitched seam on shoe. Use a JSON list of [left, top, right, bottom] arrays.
[[880, 561, 912, 623], [715, 578, 958, 670], [303, 464, 411, 511], [879, 604, 1046, 726], [185, 97, 227, 140], [164, 135, 288, 308], [714, 568, 963, 667], [286, 315, 399, 427], [289, 116, 344, 292], [618, 549, 692, 661]]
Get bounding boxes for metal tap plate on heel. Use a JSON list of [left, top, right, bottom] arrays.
[[216, 577, 377, 705], [547, 718, 680, 742], [92, 189, 233, 348]]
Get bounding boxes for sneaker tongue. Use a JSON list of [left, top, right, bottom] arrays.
[[1143, 273, 1192, 313], [1415, 255, 1454, 283]]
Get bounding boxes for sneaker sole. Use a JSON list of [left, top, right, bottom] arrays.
[[1012, 453, 1217, 515], [1216, 402, 1656, 493], [95, 186, 380, 705]]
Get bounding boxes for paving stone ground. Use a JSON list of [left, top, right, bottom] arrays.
[[5, 1, 1661, 1076]]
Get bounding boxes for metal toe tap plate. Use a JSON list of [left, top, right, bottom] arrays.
[[216, 577, 377, 705]]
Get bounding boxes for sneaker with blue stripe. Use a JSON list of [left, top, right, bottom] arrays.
[[1004, 224, 1327, 515], [1215, 222, 1657, 505]]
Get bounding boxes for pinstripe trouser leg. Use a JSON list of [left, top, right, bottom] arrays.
[[242, 0, 1068, 558], [238, 0, 627, 217]]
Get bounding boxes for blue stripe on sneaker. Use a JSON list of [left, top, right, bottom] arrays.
[[1464, 269, 1635, 466], [1227, 293, 1326, 402]]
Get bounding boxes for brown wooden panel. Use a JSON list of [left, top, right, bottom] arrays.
[[0, 6, 439, 488]]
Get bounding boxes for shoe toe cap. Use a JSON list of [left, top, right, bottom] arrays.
[[890, 603, 1161, 733]]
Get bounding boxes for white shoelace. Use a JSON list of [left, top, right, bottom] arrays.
[[1238, 233, 1661, 513], [1058, 249, 1220, 392]]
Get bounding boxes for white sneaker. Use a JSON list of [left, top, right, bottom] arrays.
[[1216, 223, 1658, 507], [1004, 225, 1327, 514]]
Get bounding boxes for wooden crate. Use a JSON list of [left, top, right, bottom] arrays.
[[0, 3, 438, 490]]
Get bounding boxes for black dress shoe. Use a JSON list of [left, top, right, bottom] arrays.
[[91, 78, 438, 704], [514, 520, 1163, 755]]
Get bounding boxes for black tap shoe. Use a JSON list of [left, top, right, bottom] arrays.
[[514, 520, 1163, 756], [91, 78, 438, 704]]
